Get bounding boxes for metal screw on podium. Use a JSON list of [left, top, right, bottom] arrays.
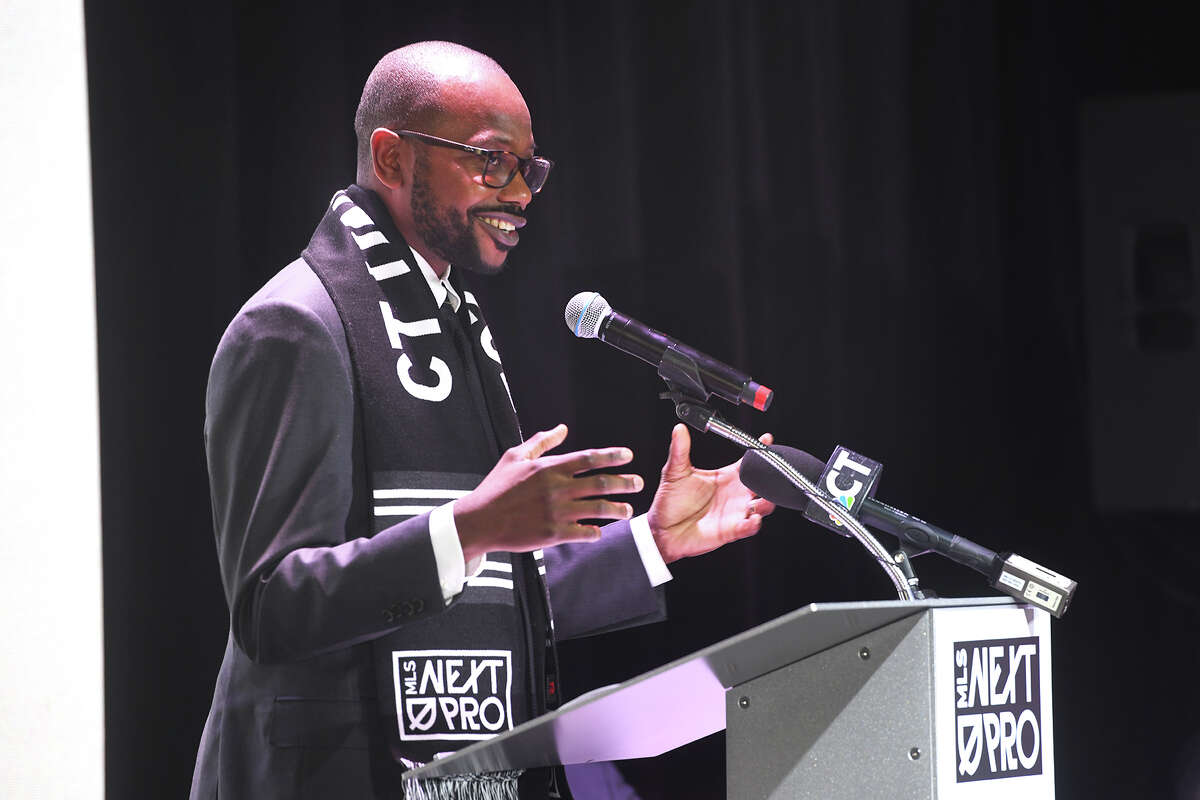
[[909, 747, 921, 760], [738, 696, 750, 709], [859, 647, 870, 660]]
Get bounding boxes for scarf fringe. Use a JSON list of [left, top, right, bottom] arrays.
[[403, 770, 523, 800]]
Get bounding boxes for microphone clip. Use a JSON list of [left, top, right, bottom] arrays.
[[657, 346, 722, 433], [658, 382, 719, 434], [891, 545, 930, 600]]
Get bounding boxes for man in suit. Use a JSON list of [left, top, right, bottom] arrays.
[[191, 41, 772, 799]]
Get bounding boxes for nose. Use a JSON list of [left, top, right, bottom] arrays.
[[497, 170, 533, 209]]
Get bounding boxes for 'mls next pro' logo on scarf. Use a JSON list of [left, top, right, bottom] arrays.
[[954, 636, 1042, 782], [392, 650, 513, 741]]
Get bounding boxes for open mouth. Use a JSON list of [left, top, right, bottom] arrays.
[[475, 212, 525, 248]]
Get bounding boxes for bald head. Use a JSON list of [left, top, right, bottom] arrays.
[[353, 43, 540, 276], [354, 42, 524, 181]]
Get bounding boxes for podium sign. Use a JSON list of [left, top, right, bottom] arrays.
[[406, 598, 1055, 800], [933, 606, 1054, 798], [726, 602, 1053, 799]]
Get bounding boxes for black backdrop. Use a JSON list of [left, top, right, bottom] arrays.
[[86, 1, 1200, 797]]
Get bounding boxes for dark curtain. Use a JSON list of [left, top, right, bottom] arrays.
[[87, 1, 1200, 797]]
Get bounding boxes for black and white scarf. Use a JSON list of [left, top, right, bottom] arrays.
[[302, 185, 561, 799]]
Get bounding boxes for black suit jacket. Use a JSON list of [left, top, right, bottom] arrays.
[[191, 260, 664, 799]]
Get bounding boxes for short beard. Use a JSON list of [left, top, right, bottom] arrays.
[[410, 153, 506, 275]]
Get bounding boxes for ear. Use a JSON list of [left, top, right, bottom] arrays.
[[370, 128, 412, 190]]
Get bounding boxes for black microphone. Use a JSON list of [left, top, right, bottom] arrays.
[[740, 445, 997, 574], [564, 291, 773, 411], [739, 445, 1078, 618]]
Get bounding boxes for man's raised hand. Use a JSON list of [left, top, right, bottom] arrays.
[[647, 424, 776, 563], [453, 424, 644, 564]]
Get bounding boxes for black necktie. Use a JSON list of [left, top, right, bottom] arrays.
[[438, 299, 501, 458]]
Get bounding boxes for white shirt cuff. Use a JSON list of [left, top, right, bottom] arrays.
[[630, 513, 673, 587], [429, 501, 484, 604]]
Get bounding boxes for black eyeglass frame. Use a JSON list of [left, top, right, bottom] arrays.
[[391, 129, 554, 194]]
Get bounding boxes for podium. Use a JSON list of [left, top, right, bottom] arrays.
[[406, 597, 1055, 799]]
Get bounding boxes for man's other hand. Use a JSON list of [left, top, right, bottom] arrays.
[[454, 424, 644, 564], [647, 424, 776, 564]]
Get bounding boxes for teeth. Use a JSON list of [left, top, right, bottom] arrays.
[[480, 216, 515, 232]]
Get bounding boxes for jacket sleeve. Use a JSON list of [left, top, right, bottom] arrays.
[[543, 519, 667, 640], [204, 296, 446, 664]]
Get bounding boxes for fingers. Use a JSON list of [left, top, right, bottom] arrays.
[[661, 423, 693, 481], [567, 472, 644, 498], [734, 513, 764, 539], [550, 446, 634, 474], [746, 497, 776, 517], [543, 499, 632, 550], [557, 523, 604, 544], [565, 498, 635, 521], [521, 424, 569, 460], [748, 434, 776, 518]]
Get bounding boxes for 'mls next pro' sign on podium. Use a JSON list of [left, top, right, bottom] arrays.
[[406, 597, 1055, 799]]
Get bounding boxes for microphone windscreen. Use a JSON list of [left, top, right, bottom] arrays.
[[565, 291, 611, 338], [739, 445, 825, 510]]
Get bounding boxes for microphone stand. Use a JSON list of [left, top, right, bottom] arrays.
[[656, 351, 917, 602]]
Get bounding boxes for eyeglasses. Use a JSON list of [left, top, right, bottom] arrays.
[[392, 129, 554, 194]]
